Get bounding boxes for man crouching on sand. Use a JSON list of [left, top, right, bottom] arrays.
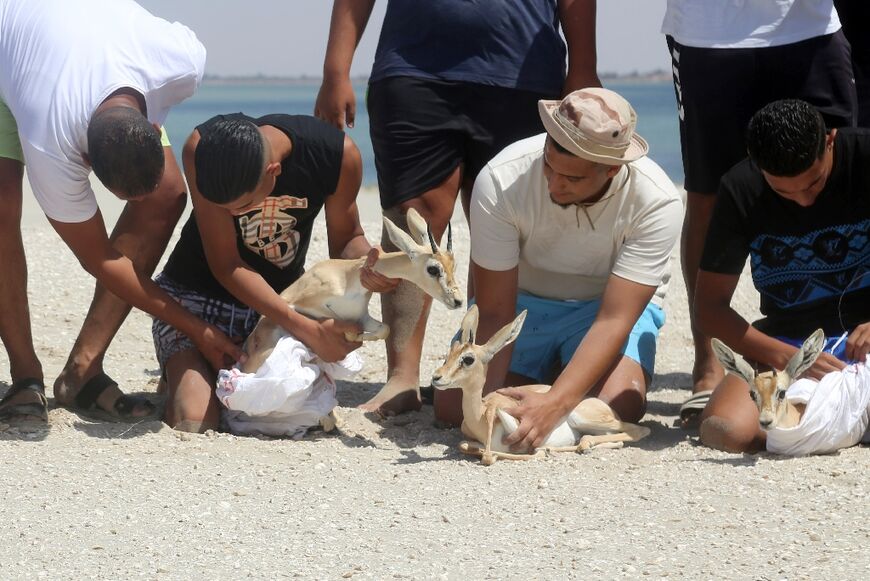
[[439, 88, 683, 451], [696, 99, 870, 453], [151, 114, 397, 432]]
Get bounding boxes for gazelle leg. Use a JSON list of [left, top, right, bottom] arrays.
[[459, 440, 484, 456], [319, 409, 342, 432], [578, 432, 634, 451], [481, 407, 500, 465], [347, 314, 390, 342]]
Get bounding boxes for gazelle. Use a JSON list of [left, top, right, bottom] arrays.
[[431, 305, 650, 465], [711, 329, 826, 430], [241, 208, 463, 373]]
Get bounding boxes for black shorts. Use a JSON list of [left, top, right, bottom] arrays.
[[667, 31, 856, 194], [367, 76, 556, 209]]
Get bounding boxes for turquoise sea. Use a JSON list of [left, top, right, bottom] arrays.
[[164, 79, 683, 187]]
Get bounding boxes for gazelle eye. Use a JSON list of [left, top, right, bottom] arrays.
[[461, 355, 475, 366], [748, 391, 758, 402], [427, 265, 440, 277], [777, 390, 787, 401]]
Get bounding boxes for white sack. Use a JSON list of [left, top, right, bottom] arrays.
[[766, 357, 870, 456], [216, 334, 362, 438]]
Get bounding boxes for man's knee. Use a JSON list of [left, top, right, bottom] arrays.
[[151, 181, 187, 224], [699, 414, 764, 453]]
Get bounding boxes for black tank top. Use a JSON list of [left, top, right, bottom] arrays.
[[162, 113, 345, 305]]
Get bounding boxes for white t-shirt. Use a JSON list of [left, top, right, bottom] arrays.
[[0, 0, 206, 223], [661, 0, 841, 49], [470, 134, 683, 307]]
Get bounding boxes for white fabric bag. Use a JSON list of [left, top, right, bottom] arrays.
[[766, 357, 870, 456], [216, 334, 362, 438]]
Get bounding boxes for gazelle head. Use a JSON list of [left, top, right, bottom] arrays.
[[382, 207, 464, 310], [711, 329, 825, 430], [431, 305, 527, 393]]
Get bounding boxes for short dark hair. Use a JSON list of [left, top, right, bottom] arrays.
[[87, 107, 164, 198], [746, 99, 827, 177], [194, 118, 265, 204]]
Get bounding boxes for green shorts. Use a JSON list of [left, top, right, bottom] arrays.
[[0, 97, 24, 163], [0, 97, 170, 164]]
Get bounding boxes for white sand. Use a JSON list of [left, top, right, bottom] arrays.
[[1, 177, 868, 579]]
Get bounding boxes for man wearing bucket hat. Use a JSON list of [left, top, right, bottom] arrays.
[[447, 88, 683, 449]]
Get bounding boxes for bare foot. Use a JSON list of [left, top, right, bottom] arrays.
[[358, 377, 422, 416]]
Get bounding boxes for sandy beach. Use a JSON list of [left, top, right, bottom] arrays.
[[1, 176, 868, 580]]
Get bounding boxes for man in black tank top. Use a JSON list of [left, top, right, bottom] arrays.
[[152, 114, 394, 432], [695, 100, 870, 453]]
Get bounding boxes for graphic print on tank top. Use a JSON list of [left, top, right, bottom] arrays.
[[234, 196, 309, 269], [750, 218, 870, 310]]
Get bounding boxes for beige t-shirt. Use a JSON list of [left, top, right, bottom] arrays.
[[470, 134, 683, 307]]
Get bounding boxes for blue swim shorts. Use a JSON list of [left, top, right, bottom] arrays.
[[507, 293, 666, 383]]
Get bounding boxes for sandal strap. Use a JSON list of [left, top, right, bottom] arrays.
[[113, 394, 154, 417], [1, 377, 46, 405], [74, 373, 117, 410]]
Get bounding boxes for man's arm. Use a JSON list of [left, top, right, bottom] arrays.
[[558, 0, 601, 94], [314, 0, 377, 129], [323, 135, 398, 293], [502, 274, 654, 450], [695, 269, 845, 379], [473, 262, 520, 392], [183, 133, 361, 363], [49, 213, 244, 370]]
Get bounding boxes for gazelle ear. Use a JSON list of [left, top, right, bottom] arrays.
[[785, 328, 826, 379], [481, 310, 527, 363], [459, 305, 479, 345], [383, 216, 423, 259], [404, 207, 429, 246], [711, 338, 755, 385]]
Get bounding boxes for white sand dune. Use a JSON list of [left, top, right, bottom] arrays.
[[2, 177, 867, 579]]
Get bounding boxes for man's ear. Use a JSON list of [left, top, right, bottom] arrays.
[[152, 123, 161, 134], [826, 129, 837, 150], [265, 161, 282, 177], [605, 165, 620, 179]]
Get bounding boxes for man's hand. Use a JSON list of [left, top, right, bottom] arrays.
[[314, 76, 357, 129], [497, 388, 570, 452], [306, 318, 363, 362], [193, 324, 247, 371], [846, 323, 870, 363], [360, 247, 400, 293], [802, 352, 847, 381]]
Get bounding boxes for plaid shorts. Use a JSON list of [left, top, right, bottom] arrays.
[[152, 274, 259, 371]]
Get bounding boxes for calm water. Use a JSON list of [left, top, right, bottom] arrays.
[[165, 79, 683, 187]]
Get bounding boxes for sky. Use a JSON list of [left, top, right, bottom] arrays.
[[136, 0, 671, 78]]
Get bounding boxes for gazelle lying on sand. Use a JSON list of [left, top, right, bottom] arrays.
[[241, 208, 463, 373], [431, 305, 650, 465], [711, 329, 825, 430]]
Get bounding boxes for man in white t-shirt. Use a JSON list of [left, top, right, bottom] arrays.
[[660, 0, 856, 425], [0, 0, 243, 424], [443, 88, 682, 450]]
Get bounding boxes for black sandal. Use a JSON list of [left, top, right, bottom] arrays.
[[0, 377, 48, 423], [73, 372, 155, 422]]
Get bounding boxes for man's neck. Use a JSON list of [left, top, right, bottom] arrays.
[[260, 125, 293, 164], [96, 88, 146, 116]]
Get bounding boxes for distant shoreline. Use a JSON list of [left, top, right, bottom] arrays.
[[202, 70, 673, 85]]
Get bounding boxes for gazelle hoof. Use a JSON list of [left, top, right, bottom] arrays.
[[319, 410, 342, 432], [481, 453, 496, 466], [458, 441, 483, 456]]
